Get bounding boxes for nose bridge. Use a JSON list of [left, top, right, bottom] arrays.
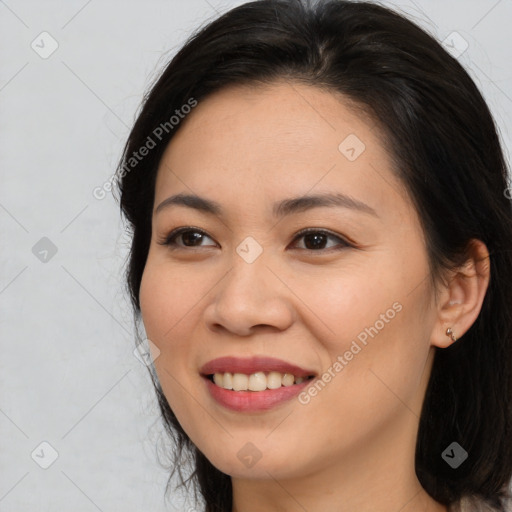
[[227, 233, 271, 292]]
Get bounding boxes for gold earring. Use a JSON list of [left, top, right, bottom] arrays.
[[446, 327, 457, 342]]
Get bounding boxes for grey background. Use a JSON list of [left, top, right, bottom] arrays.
[[1, 1, 511, 511]]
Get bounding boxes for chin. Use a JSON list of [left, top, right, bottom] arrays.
[[212, 456, 289, 480], [203, 441, 310, 481]]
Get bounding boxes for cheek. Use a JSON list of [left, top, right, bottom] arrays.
[[139, 262, 190, 397], [285, 256, 408, 351], [139, 273, 191, 444], [139, 258, 208, 423], [291, 247, 434, 403], [139, 263, 193, 379], [139, 257, 197, 342], [139, 258, 163, 332]]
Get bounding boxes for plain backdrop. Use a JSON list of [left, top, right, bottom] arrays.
[[1, 0, 511, 510]]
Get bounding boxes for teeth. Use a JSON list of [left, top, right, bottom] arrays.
[[222, 372, 233, 390], [232, 373, 248, 391], [248, 372, 267, 391], [282, 373, 294, 386], [213, 373, 223, 387], [267, 371, 282, 389], [211, 371, 311, 391]]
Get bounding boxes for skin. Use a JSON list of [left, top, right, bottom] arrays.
[[139, 81, 490, 512]]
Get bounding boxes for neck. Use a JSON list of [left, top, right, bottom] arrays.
[[231, 409, 448, 512], [232, 461, 448, 512]]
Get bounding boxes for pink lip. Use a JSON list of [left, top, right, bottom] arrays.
[[203, 377, 312, 412], [200, 356, 315, 378], [200, 356, 317, 412]]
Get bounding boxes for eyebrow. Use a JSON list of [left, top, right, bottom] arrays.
[[154, 192, 378, 218]]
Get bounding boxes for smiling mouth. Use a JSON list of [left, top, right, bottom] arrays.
[[204, 371, 315, 392]]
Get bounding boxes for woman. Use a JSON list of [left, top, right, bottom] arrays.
[[115, 1, 512, 510]]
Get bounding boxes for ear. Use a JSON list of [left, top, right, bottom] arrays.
[[430, 238, 491, 349]]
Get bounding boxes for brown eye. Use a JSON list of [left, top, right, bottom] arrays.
[[158, 227, 216, 248], [291, 229, 351, 251]]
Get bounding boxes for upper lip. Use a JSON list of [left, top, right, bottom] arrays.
[[200, 356, 316, 378]]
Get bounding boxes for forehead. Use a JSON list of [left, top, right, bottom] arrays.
[[162, 80, 379, 163], [154, 81, 409, 221]]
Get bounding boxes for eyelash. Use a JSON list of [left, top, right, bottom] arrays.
[[157, 226, 353, 253]]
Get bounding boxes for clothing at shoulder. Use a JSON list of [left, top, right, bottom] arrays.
[[448, 495, 512, 512]]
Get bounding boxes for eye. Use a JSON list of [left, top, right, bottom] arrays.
[[158, 227, 217, 249], [290, 228, 351, 252]]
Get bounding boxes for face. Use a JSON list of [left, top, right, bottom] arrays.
[[139, 81, 440, 481]]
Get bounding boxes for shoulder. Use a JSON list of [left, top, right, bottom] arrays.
[[449, 495, 512, 512]]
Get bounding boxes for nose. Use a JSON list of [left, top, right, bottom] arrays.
[[203, 255, 295, 337]]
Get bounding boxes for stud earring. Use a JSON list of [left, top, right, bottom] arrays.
[[446, 327, 457, 342]]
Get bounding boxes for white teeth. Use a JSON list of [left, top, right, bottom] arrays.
[[222, 372, 233, 390], [248, 372, 267, 391], [211, 371, 311, 391], [232, 373, 248, 391], [213, 373, 223, 387], [282, 373, 294, 386], [266, 371, 282, 389]]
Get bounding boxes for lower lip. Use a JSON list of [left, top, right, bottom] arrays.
[[203, 376, 313, 412]]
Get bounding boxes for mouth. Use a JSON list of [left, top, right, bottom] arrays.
[[203, 371, 316, 391], [200, 356, 317, 411]]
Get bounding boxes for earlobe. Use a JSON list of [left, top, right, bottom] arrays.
[[431, 239, 491, 349]]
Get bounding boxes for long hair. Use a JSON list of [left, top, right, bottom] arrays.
[[115, 1, 512, 510]]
